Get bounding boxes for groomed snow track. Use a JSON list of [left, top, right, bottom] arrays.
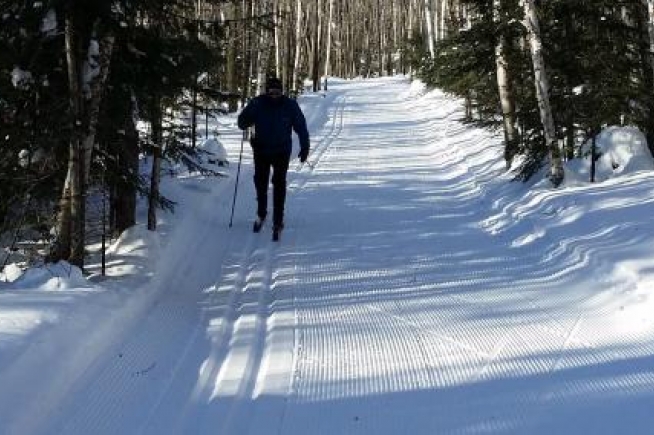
[[12, 77, 654, 435]]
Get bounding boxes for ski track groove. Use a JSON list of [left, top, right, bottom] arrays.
[[277, 79, 654, 434], [48, 205, 246, 435], [146, 230, 263, 435], [28, 78, 654, 435], [184, 87, 350, 434], [291, 93, 349, 191], [205, 242, 274, 434]]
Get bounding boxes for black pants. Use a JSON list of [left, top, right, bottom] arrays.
[[253, 151, 291, 226]]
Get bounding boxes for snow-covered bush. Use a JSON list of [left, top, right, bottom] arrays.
[[565, 126, 654, 185]]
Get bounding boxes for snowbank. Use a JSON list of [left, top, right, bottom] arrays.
[[200, 137, 229, 166], [565, 126, 654, 186], [4, 261, 91, 291]]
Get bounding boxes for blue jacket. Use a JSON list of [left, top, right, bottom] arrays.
[[237, 95, 310, 156]]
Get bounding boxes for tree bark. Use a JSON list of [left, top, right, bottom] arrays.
[[292, 0, 303, 93], [311, 0, 323, 91], [645, 0, 654, 73], [51, 6, 84, 267], [423, 0, 435, 58], [274, 0, 281, 78], [148, 98, 163, 231], [523, 0, 563, 186], [226, 3, 238, 112], [256, 1, 271, 95], [324, 0, 334, 89], [114, 91, 139, 235], [493, 0, 518, 169], [82, 32, 115, 184], [641, 0, 654, 155]]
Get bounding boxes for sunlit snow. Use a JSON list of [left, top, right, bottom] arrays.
[[1, 77, 654, 435]]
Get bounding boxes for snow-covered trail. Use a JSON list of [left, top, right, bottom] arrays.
[[32, 77, 654, 434]]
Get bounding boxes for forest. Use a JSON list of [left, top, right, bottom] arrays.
[[1, 0, 654, 269]]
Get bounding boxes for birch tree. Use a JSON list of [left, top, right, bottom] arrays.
[[256, 0, 273, 95], [645, 0, 654, 73], [292, 0, 304, 92], [493, 0, 518, 169], [423, 0, 436, 58], [324, 0, 334, 89], [641, 0, 654, 154], [522, 0, 563, 186], [51, 6, 115, 267], [311, 0, 323, 91]]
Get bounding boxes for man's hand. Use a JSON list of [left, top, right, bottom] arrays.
[[298, 148, 309, 163]]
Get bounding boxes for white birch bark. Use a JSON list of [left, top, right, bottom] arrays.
[[378, 0, 386, 75], [423, 0, 435, 58], [324, 0, 334, 87], [292, 0, 303, 92], [52, 12, 115, 266], [644, 1, 654, 75], [523, 0, 563, 186], [392, 0, 398, 60], [82, 33, 115, 185], [493, 0, 517, 168], [408, 0, 414, 37], [256, 0, 273, 95], [51, 10, 81, 263], [433, 0, 441, 41], [440, 0, 447, 39], [274, 0, 281, 78], [311, 0, 322, 90]]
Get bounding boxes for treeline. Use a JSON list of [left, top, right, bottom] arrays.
[[3, 0, 652, 270], [411, 0, 654, 184], [0, 0, 417, 270]]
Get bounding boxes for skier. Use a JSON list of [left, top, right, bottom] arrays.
[[237, 77, 310, 241]]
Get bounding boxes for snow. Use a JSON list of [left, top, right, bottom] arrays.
[[6, 261, 91, 291], [2, 77, 654, 434], [11, 66, 32, 89], [40, 8, 56, 34], [82, 40, 100, 95], [200, 137, 229, 166]]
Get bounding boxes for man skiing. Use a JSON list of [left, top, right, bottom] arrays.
[[237, 77, 310, 241]]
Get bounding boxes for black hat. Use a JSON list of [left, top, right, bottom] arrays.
[[266, 77, 283, 93]]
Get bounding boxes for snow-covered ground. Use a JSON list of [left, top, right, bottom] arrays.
[[1, 76, 654, 434]]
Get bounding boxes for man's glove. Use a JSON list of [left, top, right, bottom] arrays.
[[298, 147, 309, 163]]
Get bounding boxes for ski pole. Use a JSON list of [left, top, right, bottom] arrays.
[[229, 131, 246, 228]]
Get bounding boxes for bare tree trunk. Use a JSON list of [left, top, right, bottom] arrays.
[[148, 98, 163, 231], [256, 1, 271, 95], [51, 7, 84, 267], [311, 0, 323, 91], [283, 0, 293, 91], [240, 0, 250, 104], [292, 0, 303, 93], [393, 0, 400, 73], [646, 0, 654, 72], [641, 0, 654, 155], [378, 0, 387, 75], [274, 0, 281, 78], [440, 0, 448, 39], [226, 3, 238, 112], [493, 0, 517, 169], [114, 91, 139, 235], [523, 0, 563, 186], [82, 32, 115, 183], [50, 27, 76, 262], [246, 0, 256, 100], [406, 0, 416, 75], [423, 0, 435, 58], [323, 0, 334, 89]]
